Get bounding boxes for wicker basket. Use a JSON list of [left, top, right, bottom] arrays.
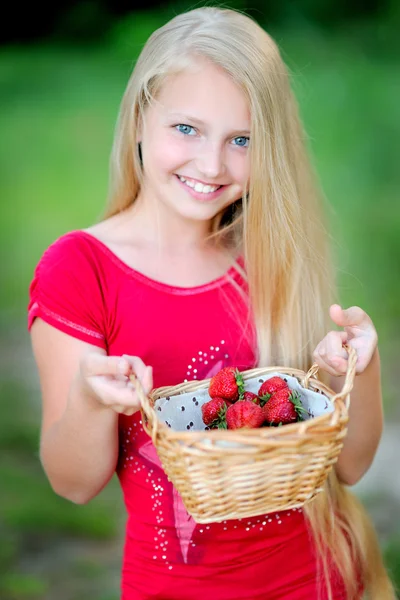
[[131, 345, 357, 524]]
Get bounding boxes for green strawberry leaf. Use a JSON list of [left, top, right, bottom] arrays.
[[235, 369, 246, 400], [289, 391, 307, 419], [209, 403, 228, 429], [258, 393, 271, 407]]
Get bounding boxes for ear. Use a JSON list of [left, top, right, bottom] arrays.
[[136, 114, 143, 143]]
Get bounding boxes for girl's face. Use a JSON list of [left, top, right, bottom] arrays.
[[139, 58, 251, 225]]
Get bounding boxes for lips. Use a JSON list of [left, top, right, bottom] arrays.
[[176, 174, 224, 188], [175, 174, 227, 202]]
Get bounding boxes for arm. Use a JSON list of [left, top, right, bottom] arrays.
[[31, 318, 152, 504], [330, 347, 383, 485], [313, 304, 383, 486]]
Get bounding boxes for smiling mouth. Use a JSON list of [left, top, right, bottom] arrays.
[[176, 174, 223, 194]]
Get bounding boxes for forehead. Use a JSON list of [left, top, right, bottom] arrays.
[[153, 59, 250, 126]]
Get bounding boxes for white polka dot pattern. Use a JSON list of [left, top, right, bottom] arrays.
[[155, 371, 333, 432]]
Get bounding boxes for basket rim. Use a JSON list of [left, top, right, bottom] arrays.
[[151, 365, 334, 397], [144, 397, 348, 443], [145, 366, 349, 443]]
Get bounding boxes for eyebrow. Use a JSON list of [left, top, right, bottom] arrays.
[[167, 112, 251, 136]]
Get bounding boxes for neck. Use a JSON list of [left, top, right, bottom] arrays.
[[128, 190, 215, 255]]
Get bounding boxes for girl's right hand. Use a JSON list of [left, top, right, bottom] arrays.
[[77, 353, 153, 416]]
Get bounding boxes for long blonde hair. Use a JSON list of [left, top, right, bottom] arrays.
[[106, 6, 394, 598]]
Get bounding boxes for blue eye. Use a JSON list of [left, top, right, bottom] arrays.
[[233, 136, 249, 148], [175, 124, 196, 135], [175, 124, 249, 147]]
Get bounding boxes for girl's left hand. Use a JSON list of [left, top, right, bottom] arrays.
[[313, 304, 378, 377]]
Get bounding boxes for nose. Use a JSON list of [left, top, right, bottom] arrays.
[[195, 140, 226, 180]]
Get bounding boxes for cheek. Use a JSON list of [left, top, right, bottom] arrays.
[[229, 153, 250, 187], [150, 134, 190, 174]]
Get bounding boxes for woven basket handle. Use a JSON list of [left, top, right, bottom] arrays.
[[129, 372, 159, 438], [302, 343, 358, 408]]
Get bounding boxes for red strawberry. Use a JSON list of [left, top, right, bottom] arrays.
[[209, 367, 245, 402], [258, 376, 288, 398], [263, 388, 305, 425], [242, 391, 260, 403], [201, 397, 230, 428], [226, 400, 265, 430]]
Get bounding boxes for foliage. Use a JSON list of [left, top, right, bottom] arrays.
[[0, 8, 399, 597]]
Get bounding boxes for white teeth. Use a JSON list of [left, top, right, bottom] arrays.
[[178, 175, 219, 194]]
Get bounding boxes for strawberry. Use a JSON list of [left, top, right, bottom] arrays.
[[226, 400, 265, 430], [242, 391, 261, 405], [209, 366, 245, 402], [263, 388, 306, 425], [201, 397, 230, 429], [258, 376, 288, 398]]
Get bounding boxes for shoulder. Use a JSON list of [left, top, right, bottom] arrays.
[[35, 208, 137, 281], [30, 229, 111, 304], [39, 229, 97, 258], [35, 229, 113, 281], [28, 230, 109, 344]]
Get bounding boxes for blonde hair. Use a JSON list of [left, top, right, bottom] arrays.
[[105, 6, 394, 598]]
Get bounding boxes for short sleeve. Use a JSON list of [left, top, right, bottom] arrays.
[[27, 232, 107, 349]]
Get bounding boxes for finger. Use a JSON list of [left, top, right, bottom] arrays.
[[96, 382, 140, 406], [314, 352, 347, 377], [329, 304, 369, 329], [122, 355, 148, 377], [324, 330, 348, 359], [121, 407, 137, 416], [143, 366, 153, 395], [128, 366, 153, 396], [314, 332, 348, 375], [346, 337, 377, 374], [81, 353, 131, 378], [316, 331, 348, 361], [111, 404, 137, 416]]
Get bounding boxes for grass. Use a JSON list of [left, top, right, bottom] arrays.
[[1, 19, 399, 365], [0, 379, 124, 599], [0, 10, 399, 598], [385, 534, 400, 594], [0, 380, 118, 539]]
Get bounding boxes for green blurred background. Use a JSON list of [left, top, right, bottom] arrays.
[[1, 1, 399, 598]]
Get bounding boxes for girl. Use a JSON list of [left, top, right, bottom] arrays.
[[27, 6, 395, 600]]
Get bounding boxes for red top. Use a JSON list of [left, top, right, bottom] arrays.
[[28, 230, 346, 600]]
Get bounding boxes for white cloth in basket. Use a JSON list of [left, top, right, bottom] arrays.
[[154, 372, 333, 432]]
